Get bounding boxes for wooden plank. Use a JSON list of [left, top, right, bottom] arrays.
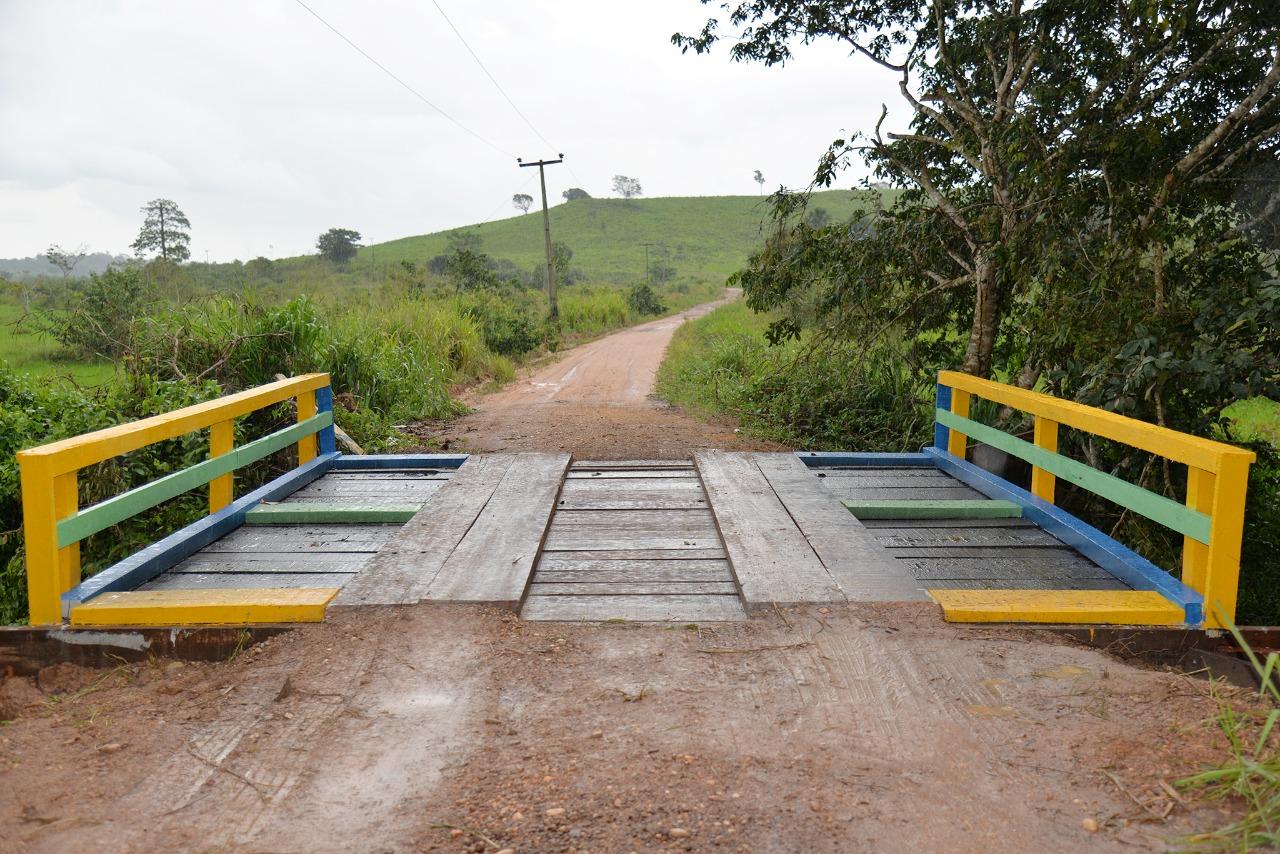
[[323, 471, 454, 480], [818, 485, 986, 500], [929, 588, 1184, 625], [861, 517, 1036, 529], [796, 452, 935, 467], [551, 508, 717, 532], [557, 495, 708, 510], [529, 581, 739, 596], [245, 504, 421, 524], [897, 553, 1107, 573], [284, 492, 439, 507], [696, 451, 843, 607], [202, 524, 399, 553], [873, 528, 1065, 548], [843, 499, 1022, 520], [542, 532, 723, 552], [560, 478, 703, 495], [928, 578, 1129, 590], [540, 548, 727, 560], [70, 588, 338, 626], [571, 460, 692, 469], [810, 474, 959, 486], [753, 453, 926, 602], [331, 453, 468, 470], [566, 470, 696, 479], [898, 558, 1115, 581], [889, 546, 1084, 560], [522, 593, 746, 622], [171, 552, 370, 573], [534, 560, 733, 584], [334, 454, 516, 606], [291, 479, 447, 495], [141, 571, 354, 590], [423, 453, 570, 606]]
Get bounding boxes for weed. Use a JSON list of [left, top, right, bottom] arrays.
[[1177, 608, 1280, 851]]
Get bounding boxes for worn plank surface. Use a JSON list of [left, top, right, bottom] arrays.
[[566, 469, 696, 480], [873, 528, 1066, 548], [334, 455, 516, 606], [571, 460, 693, 470], [522, 594, 745, 622], [753, 453, 927, 602], [696, 451, 843, 607], [141, 571, 355, 590], [861, 517, 1037, 529], [423, 453, 570, 606], [541, 548, 728, 561], [171, 552, 370, 573], [819, 485, 986, 500], [201, 525, 400, 553], [529, 581, 739, 596]]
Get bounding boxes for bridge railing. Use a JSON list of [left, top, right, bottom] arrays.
[[933, 370, 1255, 627], [17, 373, 335, 625]]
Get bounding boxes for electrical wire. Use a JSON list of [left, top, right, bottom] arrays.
[[476, 171, 538, 224], [292, 0, 517, 159], [429, 0, 559, 154]]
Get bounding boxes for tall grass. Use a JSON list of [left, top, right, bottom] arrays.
[[1179, 609, 1280, 851]]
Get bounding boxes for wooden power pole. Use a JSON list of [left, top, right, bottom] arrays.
[[518, 155, 564, 321]]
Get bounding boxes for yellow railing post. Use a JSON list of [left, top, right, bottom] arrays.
[[296, 390, 317, 465], [54, 472, 80, 592], [1030, 416, 1059, 503], [209, 419, 234, 513], [19, 456, 63, 625], [1182, 467, 1214, 595], [1201, 453, 1252, 629], [947, 389, 971, 459]]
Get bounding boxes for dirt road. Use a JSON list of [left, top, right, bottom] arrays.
[[414, 291, 784, 458], [0, 298, 1253, 852]]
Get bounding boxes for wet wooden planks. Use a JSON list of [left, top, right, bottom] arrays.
[[335, 454, 569, 607], [523, 460, 746, 622], [138, 466, 456, 593], [813, 465, 1131, 591]]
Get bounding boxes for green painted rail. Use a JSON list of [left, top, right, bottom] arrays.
[[934, 408, 1211, 543], [55, 413, 334, 548]]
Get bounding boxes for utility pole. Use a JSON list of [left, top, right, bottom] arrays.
[[640, 242, 656, 283], [518, 154, 564, 321]]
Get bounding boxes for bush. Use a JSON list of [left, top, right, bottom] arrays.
[[627, 283, 666, 316]]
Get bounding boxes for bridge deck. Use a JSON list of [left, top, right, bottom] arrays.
[[95, 452, 1140, 624]]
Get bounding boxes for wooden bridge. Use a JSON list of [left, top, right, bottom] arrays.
[[17, 372, 1255, 630]]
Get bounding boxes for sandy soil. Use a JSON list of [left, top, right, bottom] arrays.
[[0, 297, 1255, 852], [411, 291, 786, 458]]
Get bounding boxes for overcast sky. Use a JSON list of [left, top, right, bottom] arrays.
[[0, 0, 904, 261]]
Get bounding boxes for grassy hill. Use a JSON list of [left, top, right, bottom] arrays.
[[362, 189, 893, 286]]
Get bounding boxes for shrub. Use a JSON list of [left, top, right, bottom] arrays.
[[627, 283, 666, 316]]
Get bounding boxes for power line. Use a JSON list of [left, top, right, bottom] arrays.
[[429, 0, 558, 153], [292, 0, 516, 159]]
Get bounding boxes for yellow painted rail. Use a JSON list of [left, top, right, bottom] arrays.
[[18, 374, 334, 625], [935, 371, 1255, 627]]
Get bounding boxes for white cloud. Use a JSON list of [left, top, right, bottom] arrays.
[[0, 0, 905, 260]]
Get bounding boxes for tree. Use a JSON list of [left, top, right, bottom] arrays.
[[612, 175, 643, 199], [804, 207, 830, 229], [562, 187, 592, 201], [43, 243, 88, 278], [677, 1, 1280, 395], [513, 193, 533, 214], [753, 170, 765, 193], [316, 228, 362, 265], [131, 199, 191, 262]]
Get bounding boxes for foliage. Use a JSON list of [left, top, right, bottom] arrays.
[[612, 175, 643, 199], [131, 198, 191, 262], [1235, 442, 1280, 626], [0, 367, 225, 623], [562, 187, 591, 201], [445, 248, 502, 292], [43, 266, 153, 360], [316, 228, 362, 265], [1178, 612, 1280, 851], [513, 193, 533, 214], [753, 169, 764, 192], [455, 291, 539, 356], [657, 301, 933, 449], [627, 283, 667, 316]]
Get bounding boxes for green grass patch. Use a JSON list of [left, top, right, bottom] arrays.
[[0, 303, 114, 385]]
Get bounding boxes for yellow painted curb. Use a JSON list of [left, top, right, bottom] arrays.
[[70, 588, 338, 626], [929, 589, 1184, 625]]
